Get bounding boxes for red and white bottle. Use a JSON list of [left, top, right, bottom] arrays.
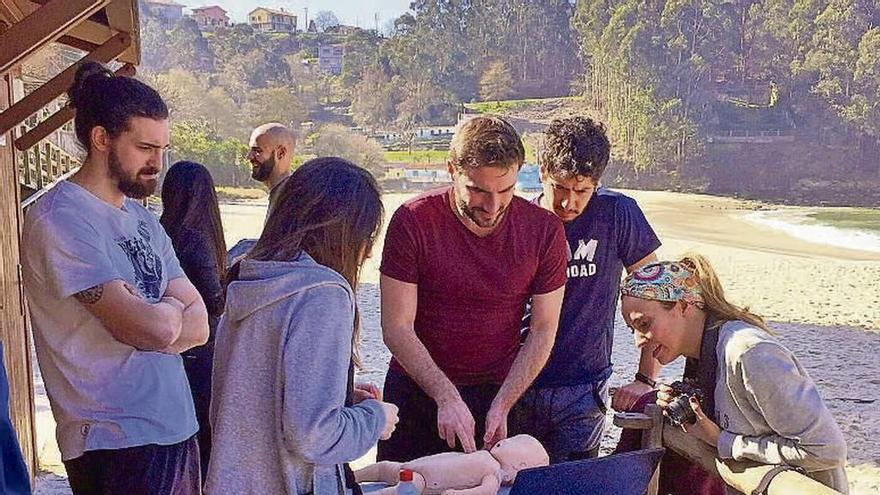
[[395, 468, 419, 494]]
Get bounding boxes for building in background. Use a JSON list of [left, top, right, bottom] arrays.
[[318, 44, 344, 75], [190, 5, 230, 31], [248, 7, 298, 33], [143, 0, 184, 28]]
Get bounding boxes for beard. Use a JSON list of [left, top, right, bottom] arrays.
[[108, 148, 158, 199], [251, 155, 275, 181], [456, 198, 508, 229]]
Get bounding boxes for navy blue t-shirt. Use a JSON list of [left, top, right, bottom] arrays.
[[531, 188, 660, 388]]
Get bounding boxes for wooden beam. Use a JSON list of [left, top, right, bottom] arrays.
[[12, 0, 140, 65], [103, 0, 139, 66], [715, 460, 842, 495], [57, 35, 100, 54], [0, 0, 24, 23], [0, 32, 130, 136], [662, 425, 842, 494], [13, 0, 116, 48], [65, 18, 114, 51], [0, 0, 110, 75], [613, 411, 654, 430], [13, 63, 134, 151]]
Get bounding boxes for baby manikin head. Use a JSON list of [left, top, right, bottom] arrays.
[[489, 434, 550, 483]]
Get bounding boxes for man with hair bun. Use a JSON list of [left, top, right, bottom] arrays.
[[20, 61, 207, 493], [378, 115, 569, 461], [510, 116, 661, 463]]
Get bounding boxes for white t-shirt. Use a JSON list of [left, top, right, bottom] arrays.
[[21, 181, 197, 461]]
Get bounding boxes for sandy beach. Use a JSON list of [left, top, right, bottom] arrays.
[[34, 189, 880, 494]]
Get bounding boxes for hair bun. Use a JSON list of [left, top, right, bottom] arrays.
[[68, 61, 113, 109]]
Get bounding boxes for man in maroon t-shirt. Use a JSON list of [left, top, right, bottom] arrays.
[[378, 116, 569, 461]]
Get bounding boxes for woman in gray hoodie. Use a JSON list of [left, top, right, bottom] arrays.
[[206, 157, 399, 494], [619, 254, 848, 494]]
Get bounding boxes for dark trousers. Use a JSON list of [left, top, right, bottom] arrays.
[[509, 380, 609, 464], [377, 370, 499, 461], [182, 341, 214, 482], [64, 435, 200, 495], [1, 343, 31, 495]]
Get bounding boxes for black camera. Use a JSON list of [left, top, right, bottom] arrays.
[[664, 380, 704, 427]]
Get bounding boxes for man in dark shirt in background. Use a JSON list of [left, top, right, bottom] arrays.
[[512, 117, 662, 463]]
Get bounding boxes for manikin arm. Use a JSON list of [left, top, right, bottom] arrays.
[[353, 461, 402, 484]]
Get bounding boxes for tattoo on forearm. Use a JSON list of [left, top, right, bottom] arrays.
[[74, 284, 104, 304]]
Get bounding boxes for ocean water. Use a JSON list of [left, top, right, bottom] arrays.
[[743, 209, 880, 254]]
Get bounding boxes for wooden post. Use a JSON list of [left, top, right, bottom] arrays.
[[35, 142, 44, 190], [612, 409, 661, 495], [641, 405, 663, 495], [0, 71, 37, 484]]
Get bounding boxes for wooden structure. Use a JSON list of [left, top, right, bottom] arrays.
[[614, 407, 844, 495], [0, 0, 141, 482]]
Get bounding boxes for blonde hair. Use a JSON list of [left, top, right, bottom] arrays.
[[677, 253, 772, 334]]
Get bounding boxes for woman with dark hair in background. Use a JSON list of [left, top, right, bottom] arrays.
[[206, 157, 399, 495], [160, 160, 227, 481]]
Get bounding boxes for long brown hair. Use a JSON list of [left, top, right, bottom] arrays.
[[677, 253, 772, 334], [160, 161, 228, 313], [247, 157, 383, 364]]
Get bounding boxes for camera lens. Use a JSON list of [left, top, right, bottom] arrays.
[[666, 394, 697, 427]]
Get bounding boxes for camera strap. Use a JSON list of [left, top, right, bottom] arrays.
[[750, 465, 807, 495], [683, 317, 721, 422]]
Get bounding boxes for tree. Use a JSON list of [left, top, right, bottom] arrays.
[[240, 86, 310, 132], [341, 28, 382, 90], [479, 61, 514, 103], [312, 124, 386, 175], [141, 15, 171, 72], [313, 11, 340, 32], [351, 63, 399, 131], [208, 23, 259, 62], [170, 121, 250, 186], [167, 17, 214, 72]]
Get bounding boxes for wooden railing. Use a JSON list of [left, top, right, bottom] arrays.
[[614, 406, 844, 495], [17, 127, 80, 208]]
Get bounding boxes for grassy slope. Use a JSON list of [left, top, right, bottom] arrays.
[[383, 149, 448, 163]]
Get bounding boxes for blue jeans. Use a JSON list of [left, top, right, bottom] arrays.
[[510, 379, 610, 464], [1, 343, 31, 495]]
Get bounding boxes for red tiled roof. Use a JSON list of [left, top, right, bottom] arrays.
[[191, 5, 228, 14]]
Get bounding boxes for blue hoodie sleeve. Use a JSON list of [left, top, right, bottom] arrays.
[[280, 283, 386, 465]]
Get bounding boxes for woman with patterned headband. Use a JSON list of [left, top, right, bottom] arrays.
[[619, 254, 849, 494]]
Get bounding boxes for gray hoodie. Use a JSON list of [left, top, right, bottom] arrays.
[[206, 255, 385, 495], [714, 321, 848, 494]]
